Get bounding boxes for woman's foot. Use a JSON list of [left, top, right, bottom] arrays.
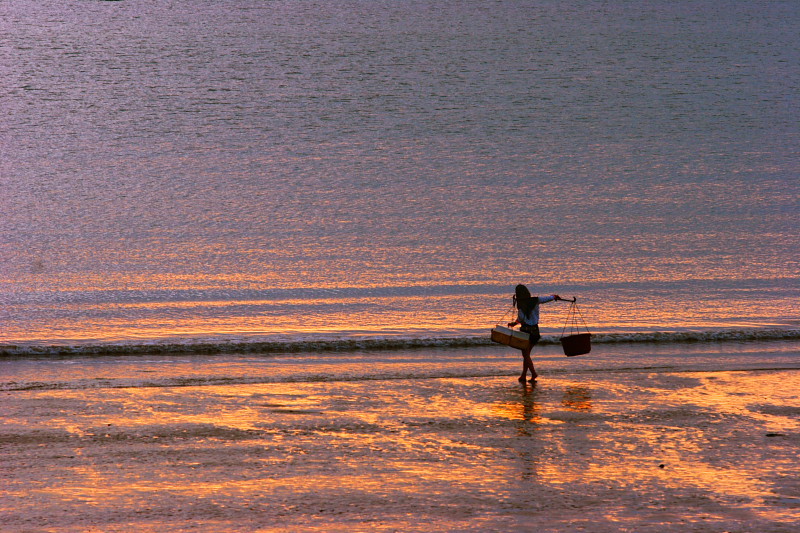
[[529, 373, 538, 382], [518, 376, 527, 383]]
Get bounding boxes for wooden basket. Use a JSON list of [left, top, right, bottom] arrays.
[[490, 326, 530, 349]]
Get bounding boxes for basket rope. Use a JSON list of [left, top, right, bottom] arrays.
[[496, 299, 516, 327], [560, 300, 590, 338]]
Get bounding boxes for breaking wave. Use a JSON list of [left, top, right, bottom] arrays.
[[2, 327, 798, 358]]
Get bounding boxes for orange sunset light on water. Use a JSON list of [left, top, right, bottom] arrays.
[[4, 285, 795, 345], [4, 0, 798, 530], [7, 370, 799, 530]]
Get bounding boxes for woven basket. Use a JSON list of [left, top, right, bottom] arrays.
[[560, 299, 592, 357], [560, 332, 591, 357]]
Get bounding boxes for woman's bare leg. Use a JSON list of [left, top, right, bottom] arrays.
[[519, 346, 534, 382], [519, 344, 539, 382], [528, 337, 540, 381]]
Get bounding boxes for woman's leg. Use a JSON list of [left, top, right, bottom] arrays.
[[520, 346, 534, 382], [528, 327, 540, 381]]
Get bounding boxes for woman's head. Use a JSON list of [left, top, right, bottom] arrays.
[[514, 284, 536, 314], [514, 284, 531, 302]]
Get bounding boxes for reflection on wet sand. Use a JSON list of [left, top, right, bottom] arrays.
[[491, 383, 595, 421], [2, 371, 799, 531], [491, 384, 541, 425], [561, 385, 592, 412], [532, 372, 800, 526]]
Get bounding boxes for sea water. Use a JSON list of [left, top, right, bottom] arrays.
[[1, 0, 798, 354]]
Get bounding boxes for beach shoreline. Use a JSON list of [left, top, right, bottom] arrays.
[[5, 0, 798, 529], [3, 351, 799, 532]]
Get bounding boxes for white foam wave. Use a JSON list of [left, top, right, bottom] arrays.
[[1, 327, 798, 358]]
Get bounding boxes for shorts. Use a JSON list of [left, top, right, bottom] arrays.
[[520, 324, 541, 345]]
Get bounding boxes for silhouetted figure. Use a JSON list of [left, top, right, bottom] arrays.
[[507, 284, 562, 382]]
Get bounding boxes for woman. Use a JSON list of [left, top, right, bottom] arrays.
[[507, 284, 562, 382]]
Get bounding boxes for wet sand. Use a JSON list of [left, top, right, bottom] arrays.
[[2, 367, 799, 532]]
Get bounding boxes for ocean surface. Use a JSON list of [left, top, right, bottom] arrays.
[[2, 0, 798, 355]]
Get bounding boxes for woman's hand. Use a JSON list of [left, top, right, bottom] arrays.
[[507, 321, 517, 328], [554, 294, 562, 301]]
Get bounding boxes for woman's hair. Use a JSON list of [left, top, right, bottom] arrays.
[[514, 284, 536, 315]]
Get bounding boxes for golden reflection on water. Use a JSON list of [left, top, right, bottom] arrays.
[[491, 383, 594, 424], [490, 398, 540, 423], [561, 385, 592, 411], [7, 261, 797, 343], [11, 295, 783, 343], [4, 371, 799, 529], [528, 372, 800, 524]]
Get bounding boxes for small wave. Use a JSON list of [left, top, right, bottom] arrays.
[[0, 336, 492, 358], [0, 368, 514, 392], [588, 328, 800, 344], [1, 328, 798, 358]]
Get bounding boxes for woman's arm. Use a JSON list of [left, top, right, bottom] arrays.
[[538, 294, 562, 304]]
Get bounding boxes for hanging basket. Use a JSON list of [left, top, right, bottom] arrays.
[[490, 296, 531, 349], [491, 325, 531, 349], [560, 299, 592, 357], [561, 332, 592, 357]]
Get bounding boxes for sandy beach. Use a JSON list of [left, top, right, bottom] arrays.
[[2, 348, 799, 533], [5, 1, 798, 531]]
